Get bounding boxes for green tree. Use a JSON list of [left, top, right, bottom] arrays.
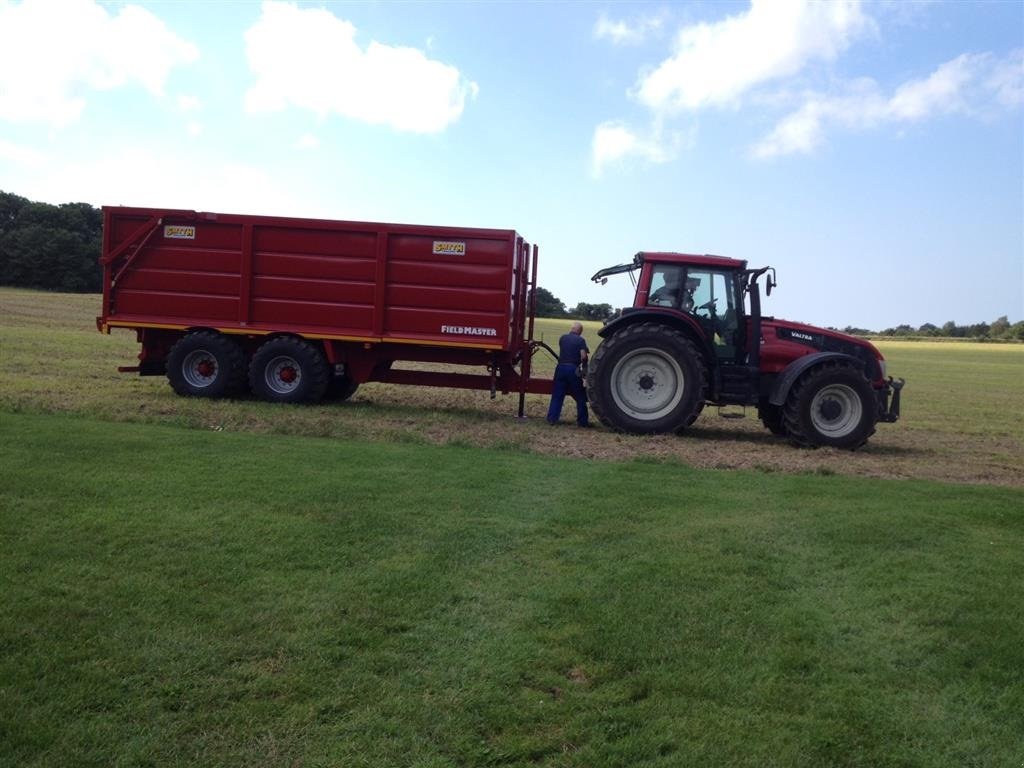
[[533, 286, 566, 317], [0, 191, 102, 292], [570, 302, 615, 321], [966, 322, 990, 338], [989, 315, 1010, 339]]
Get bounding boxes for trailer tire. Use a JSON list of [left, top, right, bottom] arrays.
[[166, 331, 246, 399], [588, 322, 706, 434], [782, 361, 877, 449], [249, 337, 329, 404]]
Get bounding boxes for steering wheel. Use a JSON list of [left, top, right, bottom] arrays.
[[698, 298, 717, 314]]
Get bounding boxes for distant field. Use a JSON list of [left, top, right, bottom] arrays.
[[2, 411, 1021, 767], [1, 287, 1020, 485]]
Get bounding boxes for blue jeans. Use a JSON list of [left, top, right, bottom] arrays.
[[547, 364, 589, 426]]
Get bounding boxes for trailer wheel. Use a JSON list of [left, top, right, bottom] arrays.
[[249, 337, 329, 404], [166, 331, 246, 398], [782, 361, 877, 449], [587, 322, 706, 434]]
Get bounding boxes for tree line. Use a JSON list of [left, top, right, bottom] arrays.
[[1, 191, 103, 293], [1, 190, 1019, 340], [839, 318, 1024, 341], [533, 286, 617, 322]]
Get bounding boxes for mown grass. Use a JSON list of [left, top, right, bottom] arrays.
[[870, 340, 1023, 437], [2, 410, 1023, 768]]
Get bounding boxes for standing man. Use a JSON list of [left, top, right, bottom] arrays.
[[547, 321, 590, 427]]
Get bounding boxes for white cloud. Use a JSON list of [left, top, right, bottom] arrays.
[[887, 54, 979, 120], [591, 121, 684, 178], [752, 51, 1024, 158], [3, 143, 314, 216], [177, 95, 202, 113], [296, 134, 320, 150], [244, 1, 477, 133], [0, 0, 199, 126], [636, 0, 874, 112], [0, 138, 47, 167], [593, 12, 663, 46], [986, 49, 1024, 109]]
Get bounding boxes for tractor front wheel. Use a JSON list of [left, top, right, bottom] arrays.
[[783, 361, 877, 449], [587, 322, 707, 434], [758, 402, 787, 436]]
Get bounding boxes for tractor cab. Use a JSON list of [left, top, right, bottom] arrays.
[[593, 252, 768, 372]]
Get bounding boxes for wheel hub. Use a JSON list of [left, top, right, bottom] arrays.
[[819, 398, 842, 421], [638, 374, 655, 391], [196, 360, 215, 378], [279, 367, 297, 383]]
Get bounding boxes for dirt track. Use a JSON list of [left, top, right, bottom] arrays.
[[337, 385, 1024, 488]]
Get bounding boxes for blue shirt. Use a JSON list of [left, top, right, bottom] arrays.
[[558, 332, 589, 365]]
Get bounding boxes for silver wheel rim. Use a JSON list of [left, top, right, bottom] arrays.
[[810, 383, 862, 437], [182, 349, 218, 388], [609, 347, 684, 420], [264, 355, 302, 395]]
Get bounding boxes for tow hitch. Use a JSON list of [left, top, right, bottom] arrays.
[[878, 377, 905, 423]]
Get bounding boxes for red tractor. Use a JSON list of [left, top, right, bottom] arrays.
[[587, 252, 903, 449]]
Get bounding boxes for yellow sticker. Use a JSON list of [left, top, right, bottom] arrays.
[[432, 241, 466, 256], [164, 225, 196, 240]]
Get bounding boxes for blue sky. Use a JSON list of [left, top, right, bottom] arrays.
[[1, 0, 1021, 329]]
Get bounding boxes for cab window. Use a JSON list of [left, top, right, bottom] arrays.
[[684, 269, 741, 359], [647, 266, 684, 308]]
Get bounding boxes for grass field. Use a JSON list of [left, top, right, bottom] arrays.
[[2, 411, 1021, 768], [1, 287, 1023, 766]]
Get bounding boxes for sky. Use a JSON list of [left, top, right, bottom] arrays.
[[0, 0, 1021, 330]]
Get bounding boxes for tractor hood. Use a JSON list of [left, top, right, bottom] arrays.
[[759, 317, 887, 383]]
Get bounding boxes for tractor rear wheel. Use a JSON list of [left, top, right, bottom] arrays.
[[249, 336, 329, 404], [782, 361, 877, 449], [166, 330, 246, 398], [587, 322, 706, 434]]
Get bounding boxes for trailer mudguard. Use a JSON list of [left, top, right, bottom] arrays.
[[768, 351, 866, 407]]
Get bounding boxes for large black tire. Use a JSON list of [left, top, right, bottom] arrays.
[[758, 402, 787, 436], [782, 361, 877, 449], [249, 336, 329, 404], [166, 331, 246, 398], [587, 322, 707, 434]]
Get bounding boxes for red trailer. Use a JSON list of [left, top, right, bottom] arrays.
[[98, 206, 554, 410]]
